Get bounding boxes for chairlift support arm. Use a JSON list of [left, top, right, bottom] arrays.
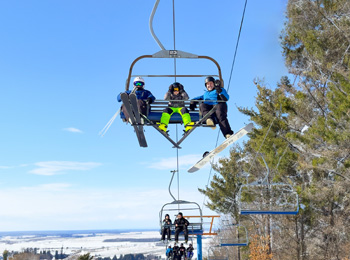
[[125, 53, 223, 91]]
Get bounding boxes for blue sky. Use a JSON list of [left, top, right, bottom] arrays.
[[0, 0, 289, 231]]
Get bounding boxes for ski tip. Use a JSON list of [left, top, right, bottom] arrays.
[[188, 167, 198, 173], [246, 122, 254, 132]]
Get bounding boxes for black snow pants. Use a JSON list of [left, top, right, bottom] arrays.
[[200, 102, 234, 137], [162, 227, 171, 240], [175, 227, 188, 242], [122, 99, 148, 121]]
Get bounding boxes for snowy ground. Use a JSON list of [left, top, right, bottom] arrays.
[[0, 231, 213, 259]]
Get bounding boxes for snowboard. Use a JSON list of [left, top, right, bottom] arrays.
[[187, 123, 254, 173]]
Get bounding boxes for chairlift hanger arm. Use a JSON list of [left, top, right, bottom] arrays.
[[149, 0, 165, 50], [125, 54, 223, 91]]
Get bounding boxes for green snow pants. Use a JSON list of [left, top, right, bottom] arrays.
[[160, 107, 192, 126]]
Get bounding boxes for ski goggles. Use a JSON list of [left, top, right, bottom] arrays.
[[134, 81, 144, 86], [173, 87, 179, 91]]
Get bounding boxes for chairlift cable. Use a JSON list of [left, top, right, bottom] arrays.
[[172, 0, 177, 82], [202, 131, 220, 210], [172, 0, 180, 204], [226, 0, 248, 93], [176, 124, 180, 202], [202, 0, 249, 210]]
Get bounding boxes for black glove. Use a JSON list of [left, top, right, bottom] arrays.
[[189, 101, 197, 111], [215, 85, 222, 94], [214, 79, 221, 87], [146, 97, 153, 104]]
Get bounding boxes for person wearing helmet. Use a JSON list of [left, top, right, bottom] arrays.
[[190, 77, 234, 139], [158, 82, 194, 133], [186, 244, 194, 259], [166, 245, 173, 260], [174, 212, 190, 244], [117, 77, 156, 122], [161, 214, 172, 241]]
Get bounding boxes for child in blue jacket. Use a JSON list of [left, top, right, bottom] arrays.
[[190, 77, 233, 138]]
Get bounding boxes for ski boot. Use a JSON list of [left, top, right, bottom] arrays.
[[157, 123, 168, 132], [184, 122, 195, 133]]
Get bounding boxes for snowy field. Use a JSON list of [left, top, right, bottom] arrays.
[[0, 230, 212, 259]]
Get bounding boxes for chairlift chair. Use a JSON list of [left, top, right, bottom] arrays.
[[220, 224, 249, 247], [159, 200, 204, 237], [238, 182, 299, 215], [237, 154, 299, 215]]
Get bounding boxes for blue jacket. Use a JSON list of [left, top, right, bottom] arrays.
[[117, 89, 156, 103], [192, 88, 229, 105], [166, 248, 173, 256]]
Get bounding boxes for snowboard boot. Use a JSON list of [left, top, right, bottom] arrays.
[[206, 118, 216, 130]]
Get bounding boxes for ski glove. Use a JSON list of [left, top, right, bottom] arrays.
[[214, 79, 221, 87], [146, 97, 153, 104], [215, 86, 222, 94], [189, 101, 197, 111]]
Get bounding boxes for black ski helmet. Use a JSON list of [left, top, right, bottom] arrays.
[[170, 82, 183, 92], [205, 76, 215, 87]]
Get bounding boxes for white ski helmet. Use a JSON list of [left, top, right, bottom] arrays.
[[133, 76, 145, 85]]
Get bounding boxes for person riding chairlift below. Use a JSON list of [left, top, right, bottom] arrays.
[[166, 245, 173, 260], [190, 77, 234, 139], [186, 244, 194, 260], [117, 76, 156, 122], [158, 82, 194, 133], [161, 214, 172, 242], [179, 243, 186, 260], [173, 243, 180, 260], [174, 212, 190, 244]]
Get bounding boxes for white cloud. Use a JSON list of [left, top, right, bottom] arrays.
[[146, 154, 202, 170], [29, 161, 101, 176], [0, 166, 11, 169], [63, 127, 83, 133]]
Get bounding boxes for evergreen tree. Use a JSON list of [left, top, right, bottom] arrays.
[[78, 253, 94, 260], [3, 250, 9, 260]]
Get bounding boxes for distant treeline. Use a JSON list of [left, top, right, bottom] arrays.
[[3, 248, 68, 260], [3, 248, 161, 260]]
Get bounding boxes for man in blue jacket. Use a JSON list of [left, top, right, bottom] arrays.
[[117, 77, 156, 122], [190, 76, 234, 139]]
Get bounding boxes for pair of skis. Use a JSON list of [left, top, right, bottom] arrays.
[[121, 93, 182, 149], [120, 93, 147, 147]]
